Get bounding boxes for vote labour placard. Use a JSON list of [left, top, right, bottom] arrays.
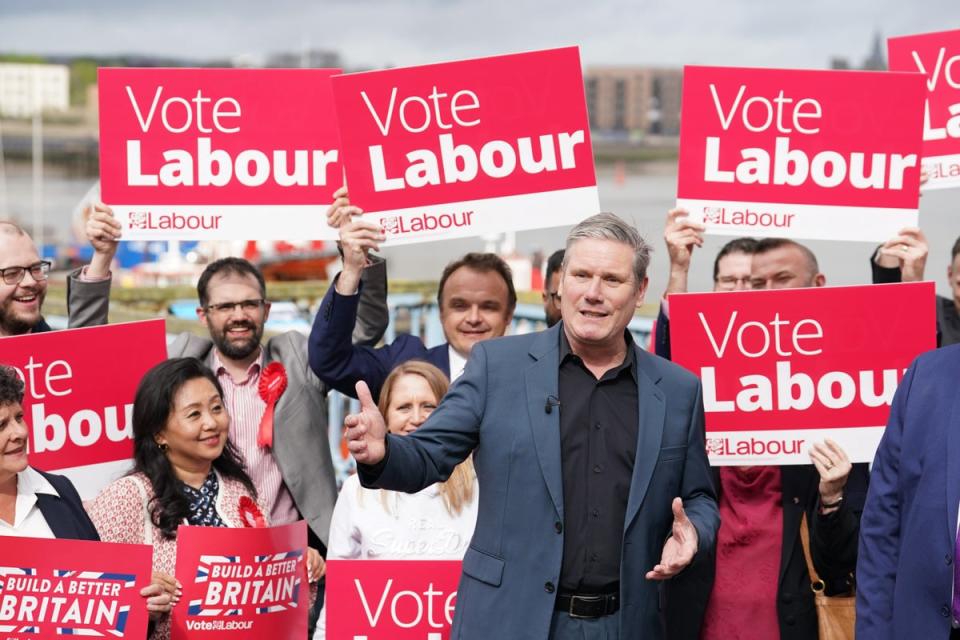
[[325, 560, 462, 640], [331, 47, 599, 245], [98, 68, 342, 240], [669, 283, 936, 465], [171, 521, 308, 640], [889, 29, 960, 190], [677, 66, 926, 242], [0, 537, 152, 640], [1, 319, 167, 498]]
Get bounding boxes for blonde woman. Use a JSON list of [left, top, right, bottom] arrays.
[[315, 361, 477, 639]]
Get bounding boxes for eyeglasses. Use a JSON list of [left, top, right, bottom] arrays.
[[1, 261, 52, 286], [204, 299, 266, 315], [545, 291, 561, 303]]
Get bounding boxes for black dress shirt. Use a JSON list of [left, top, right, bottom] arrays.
[[557, 329, 639, 593]]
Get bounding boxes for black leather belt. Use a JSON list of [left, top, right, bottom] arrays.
[[554, 592, 620, 618]]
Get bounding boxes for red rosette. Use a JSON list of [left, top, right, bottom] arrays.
[[257, 362, 288, 449], [238, 496, 267, 528]]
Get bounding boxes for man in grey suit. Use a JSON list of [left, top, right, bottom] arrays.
[[1, 217, 114, 336], [345, 213, 719, 639], [168, 256, 388, 549]]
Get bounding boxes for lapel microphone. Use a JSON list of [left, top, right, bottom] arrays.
[[544, 396, 560, 414]]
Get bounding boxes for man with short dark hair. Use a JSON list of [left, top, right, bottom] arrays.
[[166, 254, 388, 553], [309, 188, 517, 399], [542, 249, 565, 327], [344, 212, 718, 639], [0, 214, 114, 336]]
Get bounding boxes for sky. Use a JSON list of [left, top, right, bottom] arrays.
[[0, 0, 955, 70]]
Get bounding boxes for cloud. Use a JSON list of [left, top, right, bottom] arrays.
[[0, 0, 956, 70]]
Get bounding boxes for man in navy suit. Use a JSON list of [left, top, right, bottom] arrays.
[[309, 188, 516, 399], [343, 212, 718, 639], [857, 343, 960, 639]]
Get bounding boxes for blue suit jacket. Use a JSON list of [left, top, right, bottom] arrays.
[[360, 325, 719, 639], [857, 344, 960, 638], [309, 282, 449, 400], [33, 468, 100, 541]]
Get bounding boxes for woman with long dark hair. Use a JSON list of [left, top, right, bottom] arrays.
[[87, 358, 322, 639]]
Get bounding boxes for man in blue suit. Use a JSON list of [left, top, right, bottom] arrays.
[[344, 212, 719, 639], [309, 187, 516, 399], [858, 343, 960, 639]]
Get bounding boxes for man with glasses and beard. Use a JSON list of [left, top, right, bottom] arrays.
[[0, 219, 114, 337], [167, 256, 388, 635]]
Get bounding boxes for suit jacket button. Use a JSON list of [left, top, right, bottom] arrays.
[[941, 605, 951, 617], [946, 554, 953, 566], [554, 522, 563, 534], [792, 497, 800, 504], [545, 582, 555, 593]]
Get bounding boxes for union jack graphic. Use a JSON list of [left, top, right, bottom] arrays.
[[191, 549, 302, 618], [0, 568, 133, 637]]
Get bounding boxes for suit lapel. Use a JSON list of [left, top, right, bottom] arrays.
[[945, 386, 960, 545], [625, 348, 666, 530], [525, 328, 564, 519], [36, 494, 77, 539]]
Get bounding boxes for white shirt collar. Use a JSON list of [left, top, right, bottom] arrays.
[[18, 466, 60, 498], [448, 345, 468, 381]]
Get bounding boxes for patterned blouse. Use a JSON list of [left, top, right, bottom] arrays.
[[86, 471, 267, 640], [182, 471, 227, 528]]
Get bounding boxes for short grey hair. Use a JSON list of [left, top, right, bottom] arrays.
[[564, 212, 652, 285]]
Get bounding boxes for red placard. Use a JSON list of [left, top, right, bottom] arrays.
[[331, 47, 599, 245], [98, 68, 342, 240], [669, 283, 936, 465], [0, 537, 152, 640], [677, 66, 926, 242], [325, 560, 462, 640], [171, 522, 308, 640], [888, 29, 960, 190], [0, 320, 167, 498]]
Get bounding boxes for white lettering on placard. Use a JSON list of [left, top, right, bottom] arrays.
[[125, 86, 241, 134], [709, 84, 822, 134], [361, 86, 481, 137], [7, 357, 74, 400], [31, 404, 133, 452], [126, 140, 338, 188], [704, 136, 916, 190], [697, 311, 824, 359], [369, 131, 584, 192], [701, 363, 903, 413], [704, 82, 917, 189], [354, 579, 457, 628]]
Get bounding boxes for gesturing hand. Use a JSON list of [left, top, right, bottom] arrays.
[[327, 185, 363, 229], [646, 498, 699, 580], [664, 208, 705, 272], [877, 227, 928, 282], [344, 381, 388, 465], [809, 438, 851, 507]]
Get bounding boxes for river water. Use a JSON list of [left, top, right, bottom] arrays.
[[2, 162, 958, 298]]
